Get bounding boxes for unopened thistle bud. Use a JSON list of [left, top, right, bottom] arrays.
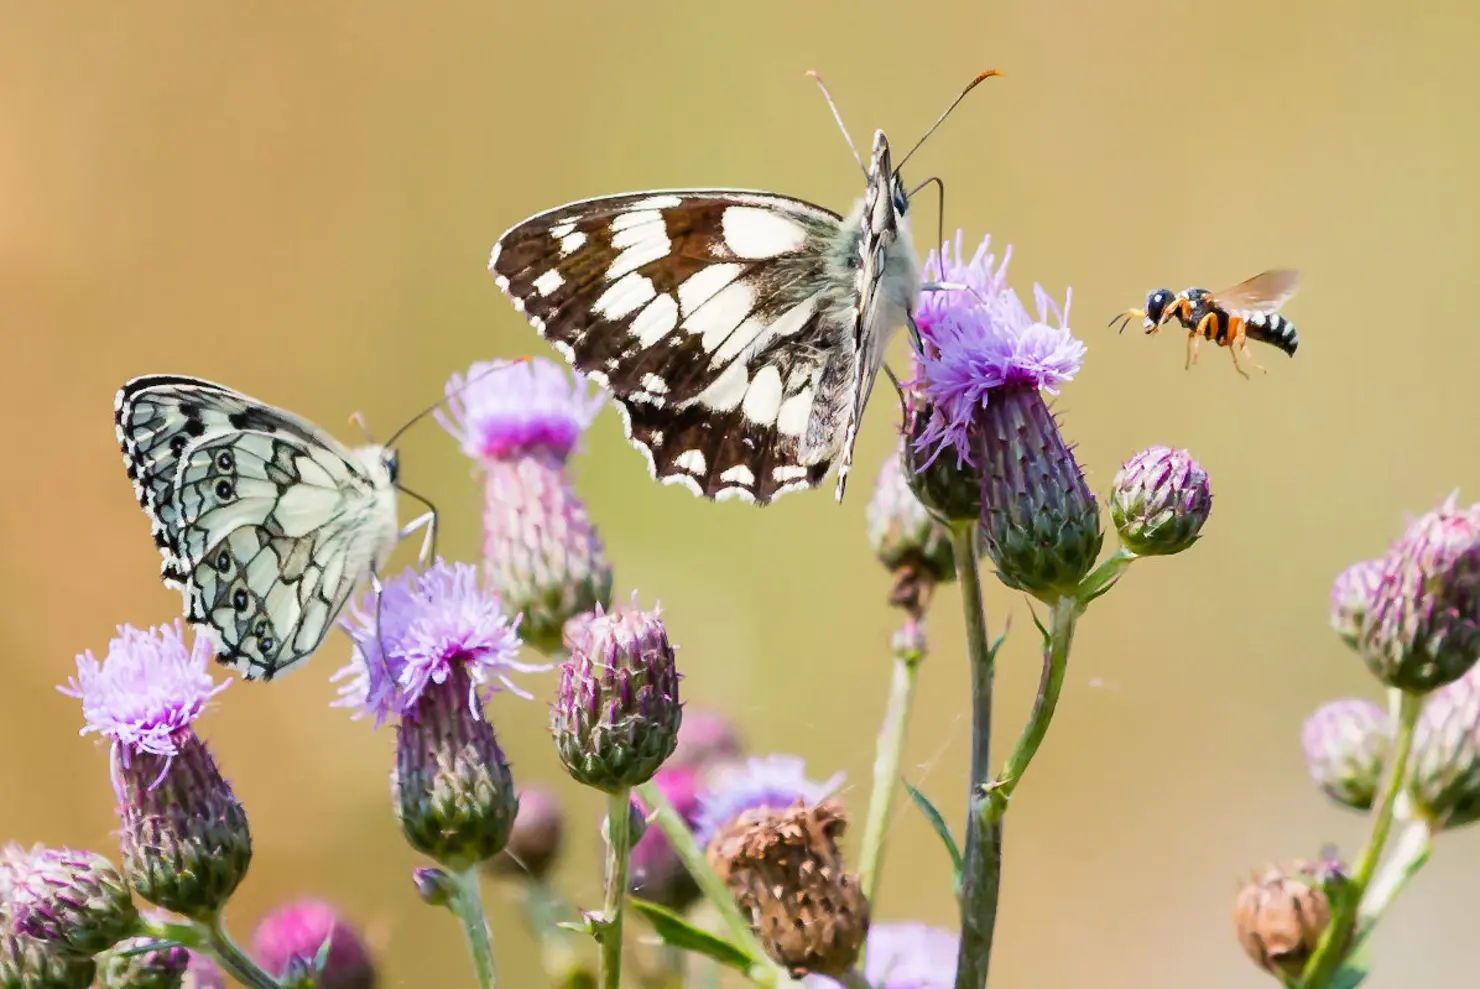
[[95, 936, 189, 989], [486, 786, 565, 881], [5, 846, 137, 957], [1358, 493, 1480, 691], [553, 601, 682, 791], [0, 927, 96, 989], [251, 900, 376, 989], [868, 440, 956, 615], [1233, 861, 1345, 982], [1300, 698, 1391, 811], [1408, 669, 1480, 830], [437, 358, 613, 653], [336, 562, 538, 871], [910, 231, 1094, 601], [1109, 446, 1211, 556], [59, 623, 248, 920], [1330, 559, 1382, 650]]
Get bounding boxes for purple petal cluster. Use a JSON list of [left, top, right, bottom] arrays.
[[59, 621, 227, 780], [1330, 559, 1382, 647], [436, 357, 604, 463], [251, 899, 376, 989], [334, 560, 541, 726], [692, 755, 844, 849], [913, 231, 1083, 468], [807, 922, 958, 989]]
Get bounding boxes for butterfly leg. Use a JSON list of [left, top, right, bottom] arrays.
[[919, 280, 991, 309], [398, 511, 438, 568]]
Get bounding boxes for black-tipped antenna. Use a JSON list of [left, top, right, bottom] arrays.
[[895, 70, 1002, 173], [379, 356, 530, 451], [806, 70, 866, 178]]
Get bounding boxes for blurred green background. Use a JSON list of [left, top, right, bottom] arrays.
[[4, 1, 1479, 986]]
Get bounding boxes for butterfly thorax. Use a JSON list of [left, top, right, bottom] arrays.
[[348, 444, 402, 571]]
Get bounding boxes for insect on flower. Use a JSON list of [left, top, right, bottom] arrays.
[[1109, 269, 1301, 378]]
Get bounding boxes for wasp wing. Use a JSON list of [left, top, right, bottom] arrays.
[[1208, 269, 1300, 317]]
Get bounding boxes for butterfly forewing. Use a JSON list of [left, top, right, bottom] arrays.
[[491, 191, 875, 504]]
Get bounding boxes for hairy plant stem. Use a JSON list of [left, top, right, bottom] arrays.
[[1301, 689, 1422, 989], [983, 596, 1077, 822], [950, 521, 999, 989], [1356, 814, 1433, 943], [858, 619, 925, 906], [141, 915, 282, 989], [1076, 547, 1137, 606], [449, 867, 500, 989], [635, 779, 791, 987], [600, 788, 634, 989]]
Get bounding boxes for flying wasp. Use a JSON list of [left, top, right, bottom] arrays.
[[1109, 269, 1301, 378]]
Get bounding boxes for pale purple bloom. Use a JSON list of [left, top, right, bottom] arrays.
[[692, 755, 844, 849], [435, 357, 604, 463], [59, 621, 228, 787], [252, 899, 375, 989], [913, 231, 1083, 468], [333, 560, 542, 726], [807, 922, 958, 989]]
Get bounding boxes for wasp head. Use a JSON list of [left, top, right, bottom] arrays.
[[1144, 288, 1175, 327]]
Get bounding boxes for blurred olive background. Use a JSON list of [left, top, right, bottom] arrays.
[[3, 1, 1479, 986]]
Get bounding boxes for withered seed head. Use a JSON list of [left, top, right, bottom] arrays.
[[705, 799, 868, 979], [1233, 861, 1343, 981]]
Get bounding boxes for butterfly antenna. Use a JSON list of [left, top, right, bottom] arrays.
[[806, 70, 866, 177], [381, 356, 530, 451], [895, 70, 1002, 173], [909, 175, 947, 257]]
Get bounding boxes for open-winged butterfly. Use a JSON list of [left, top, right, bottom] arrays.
[[489, 72, 998, 506]]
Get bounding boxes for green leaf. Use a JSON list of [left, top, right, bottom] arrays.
[[628, 897, 754, 972], [1329, 942, 1372, 989], [112, 939, 185, 958], [556, 919, 594, 935], [903, 779, 963, 895]]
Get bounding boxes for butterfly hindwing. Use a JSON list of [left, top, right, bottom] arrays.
[[491, 191, 870, 503]]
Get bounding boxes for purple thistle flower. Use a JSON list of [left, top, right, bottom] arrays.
[[627, 765, 703, 912], [5, 844, 138, 956], [913, 231, 1083, 471], [435, 357, 604, 464], [693, 755, 844, 850], [807, 922, 958, 989], [251, 899, 375, 989], [59, 621, 228, 794], [333, 560, 541, 727]]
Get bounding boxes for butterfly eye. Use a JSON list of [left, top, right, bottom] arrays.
[[232, 589, 249, 611], [215, 479, 234, 501], [215, 451, 235, 472], [215, 551, 232, 573]]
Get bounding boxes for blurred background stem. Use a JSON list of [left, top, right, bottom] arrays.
[[858, 617, 925, 906], [599, 788, 633, 989], [1356, 814, 1433, 941], [950, 521, 999, 989]]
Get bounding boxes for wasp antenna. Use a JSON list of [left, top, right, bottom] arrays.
[[806, 70, 866, 177], [896, 70, 1002, 172], [348, 411, 375, 443], [381, 355, 530, 451]]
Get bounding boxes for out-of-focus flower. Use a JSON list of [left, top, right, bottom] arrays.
[[1358, 493, 1480, 691], [1300, 698, 1391, 811], [486, 786, 565, 882], [868, 441, 956, 615], [627, 766, 703, 912], [436, 358, 612, 654], [4, 845, 137, 957], [693, 755, 845, 851], [668, 708, 743, 772], [1330, 559, 1382, 650], [1109, 446, 1212, 556], [911, 232, 1098, 600], [552, 600, 682, 791], [1409, 668, 1480, 830], [1233, 860, 1346, 982], [95, 935, 190, 989], [251, 899, 375, 989], [59, 623, 248, 920], [806, 921, 957, 989], [181, 951, 225, 989]]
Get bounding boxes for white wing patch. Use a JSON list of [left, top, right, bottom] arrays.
[[721, 206, 809, 259]]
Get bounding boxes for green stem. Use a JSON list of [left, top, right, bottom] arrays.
[[450, 867, 500, 989], [600, 788, 634, 989], [1076, 546, 1137, 606], [983, 595, 1077, 822], [1301, 689, 1422, 989], [1355, 814, 1433, 943], [950, 521, 999, 989], [139, 915, 282, 989], [635, 779, 784, 987], [857, 620, 925, 906]]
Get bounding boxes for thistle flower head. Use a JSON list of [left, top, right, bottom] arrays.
[[487, 786, 565, 881], [806, 922, 957, 989], [1330, 559, 1382, 649], [669, 708, 744, 772], [436, 357, 604, 464], [1409, 668, 1480, 830], [1109, 446, 1212, 556], [334, 560, 540, 727], [0, 924, 96, 989], [59, 621, 228, 794], [628, 765, 704, 912], [693, 755, 844, 851], [1233, 861, 1346, 981], [95, 936, 190, 989], [5, 845, 138, 957], [1358, 492, 1480, 691], [552, 599, 682, 791], [1300, 698, 1391, 811], [868, 441, 956, 615], [251, 900, 375, 989]]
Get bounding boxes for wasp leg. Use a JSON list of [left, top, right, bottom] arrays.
[[1227, 342, 1251, 379], [1185, 331, 1203, 369], [1238, 340, 1267, 376]]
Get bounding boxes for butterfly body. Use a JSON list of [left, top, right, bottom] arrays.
[[115, 376, 406, 681], [490, 130, 917, 505]]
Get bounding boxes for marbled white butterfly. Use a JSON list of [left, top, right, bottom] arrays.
[[114, 375, 435, 681], [489, 72, 997, 506]]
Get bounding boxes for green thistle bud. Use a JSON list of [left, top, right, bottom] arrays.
[[1357, 493, 1480, 691], [868, 440, 955, 616], [553, 602, 682, 791], [95, 937, 189, 989], [1108, 446, 1211, 556], [6, 846, 138, 957], [0, 930, 95, 989], [1300, 699, 1391, 811], [977, 387, 1102, 602], [1408, 670, 1480, 830]]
